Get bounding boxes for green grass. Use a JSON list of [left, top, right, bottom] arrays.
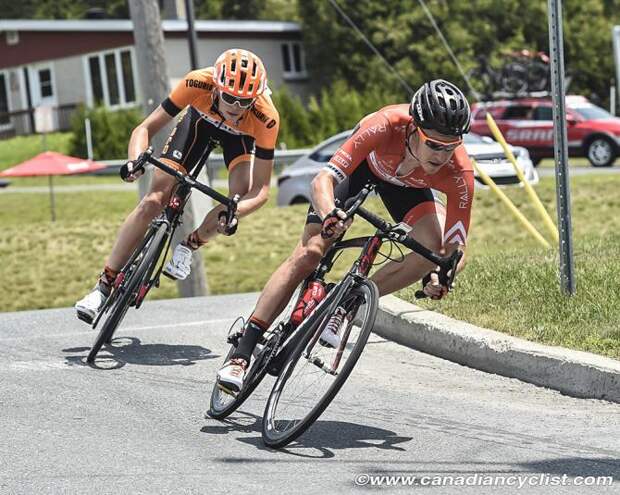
[[0, 173, 618, 359], [397, 174, 620, 359]]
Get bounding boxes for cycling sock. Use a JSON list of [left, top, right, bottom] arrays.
[[183, 230, 208, 251], [231, 316, 268, 363], [98, 266, 118, 294]]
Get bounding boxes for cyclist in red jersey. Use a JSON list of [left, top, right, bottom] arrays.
[[217, 79, 474, 393]]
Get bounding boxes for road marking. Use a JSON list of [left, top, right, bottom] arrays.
[[0, 318, 238, 342]]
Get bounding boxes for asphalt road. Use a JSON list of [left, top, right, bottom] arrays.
[[0, 294, 618, 495]]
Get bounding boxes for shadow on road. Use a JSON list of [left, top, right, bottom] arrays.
[[62, 336, 218, 369], [203, 410, 412, 458]]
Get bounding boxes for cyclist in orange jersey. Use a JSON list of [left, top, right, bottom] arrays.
[[217, 79, 474, 393], [75, 48, 279, 324]]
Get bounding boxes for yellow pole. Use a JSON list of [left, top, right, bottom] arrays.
[[486, 113, 559, 243], [473, 159, 551, 249]]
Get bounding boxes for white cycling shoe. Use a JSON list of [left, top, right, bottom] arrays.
[[163, 244, 193, 280], [217, 358, 248, 395], [319, 325, 342, 348], [319, 307, 348, 348], [75, 285, 109, 324]]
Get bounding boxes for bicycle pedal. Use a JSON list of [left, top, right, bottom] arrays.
[[162, 270, 178, 281], [217, 382, 238, 398], [76, 310, 94, 325]]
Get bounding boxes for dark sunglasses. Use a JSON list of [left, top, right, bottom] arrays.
[[219, 91, 255, 108], [416, 127, 462, 153]]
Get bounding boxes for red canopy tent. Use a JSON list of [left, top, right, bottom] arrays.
[[0, 152, 106, 221]]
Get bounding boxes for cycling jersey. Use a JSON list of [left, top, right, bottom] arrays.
[[324, 104, 474, 246], [160, 67, 280, 171]]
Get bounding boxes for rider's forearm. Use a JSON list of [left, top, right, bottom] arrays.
[[311, 172, 337, 219], [443, 243, 467, 273], [235, 185, 269, 217], [128, 125, 150, 161]]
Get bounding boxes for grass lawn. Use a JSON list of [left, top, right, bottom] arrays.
[[0, 149, 618, 358]]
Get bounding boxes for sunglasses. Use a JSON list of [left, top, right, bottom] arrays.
[[219, 90, 255, 108], [415, 127, 462, 153]]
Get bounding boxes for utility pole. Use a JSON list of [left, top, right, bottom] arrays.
[[185, 0, 199, 70], [129, 0, 208, 297]]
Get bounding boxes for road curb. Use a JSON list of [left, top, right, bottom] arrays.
[[374, 295, 620, 403]]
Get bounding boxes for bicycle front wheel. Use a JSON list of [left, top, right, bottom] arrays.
[[87, 223, 167, 363], [262, 278, 379, 448]]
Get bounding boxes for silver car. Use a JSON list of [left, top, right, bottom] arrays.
[[276, 130, 539, 206]]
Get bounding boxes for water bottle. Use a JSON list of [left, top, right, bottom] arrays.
[[290, 280, 326, 327]]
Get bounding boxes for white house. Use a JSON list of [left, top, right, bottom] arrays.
[[0, 18, 310, 137]]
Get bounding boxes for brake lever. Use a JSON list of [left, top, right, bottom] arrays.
[[120, 146, 153, 181], [415, 250, 462, 299], [218, 193, 241, 236]]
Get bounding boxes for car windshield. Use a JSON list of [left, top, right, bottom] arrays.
[[463, 133, 490, 144], [309, 136, 349, 162], [570, 104, 614, 120]]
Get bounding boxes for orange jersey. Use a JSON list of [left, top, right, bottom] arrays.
[[326, 104, 474, 246], [162, 67, 280, 155]]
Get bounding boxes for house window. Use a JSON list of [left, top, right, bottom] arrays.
[[281, 42, 308, 80], [6, 31, 19, 46], [38, 69, 53, 98], [86, 48, 137, 108], [0, 73, 9, 126], [88, 57, 104, 105]]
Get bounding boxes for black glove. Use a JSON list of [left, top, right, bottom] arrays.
[[320, 208, 346, 239]]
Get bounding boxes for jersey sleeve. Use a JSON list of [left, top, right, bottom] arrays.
[[164, 70, 210, 115], [324, 113, 391, 184], [441, 167, 475, 246], [254, 113, 280, 159]]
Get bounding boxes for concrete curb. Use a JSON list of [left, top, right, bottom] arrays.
[[374, 295, 620, 403]]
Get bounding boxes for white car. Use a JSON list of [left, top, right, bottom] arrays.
[[276, 130, 539, 206]]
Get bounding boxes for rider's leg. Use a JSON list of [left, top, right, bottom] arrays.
[[105, 168, 178, 272], [218, 223, 333, 392], [163, 161, 251, 279], [185, 160, 251, 248], [74, 167, 177, 322], [229, 223, 332, 361], [370, 210, 445, 297]]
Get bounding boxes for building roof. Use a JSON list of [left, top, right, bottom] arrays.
[[0, 19, 301, 33]]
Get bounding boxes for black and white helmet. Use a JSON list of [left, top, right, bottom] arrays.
[[410, 79, 471, 136]]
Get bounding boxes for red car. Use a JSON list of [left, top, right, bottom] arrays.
[[471, 96, 620, 167]]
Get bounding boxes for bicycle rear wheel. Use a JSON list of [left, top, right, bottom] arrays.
[[262, 279, 379, 448], [87, 224, 167, 363]]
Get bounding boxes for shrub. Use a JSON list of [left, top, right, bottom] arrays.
[[69, 105, 143, 160]]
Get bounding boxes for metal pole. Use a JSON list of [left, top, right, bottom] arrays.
[[85, 117, 93, 160], [611, 80, 616, 116], [613, 26, 620, 113], [547, 0, 575, 295], [184, 0, 199, 70], [49, 175, 56, 222], [129, 0, 208, 297]]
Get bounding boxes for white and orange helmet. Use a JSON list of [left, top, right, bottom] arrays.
[[213, 48, 267, 99]]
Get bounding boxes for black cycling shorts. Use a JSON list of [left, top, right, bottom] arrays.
[[307, 160, 443, 226], [160, 106, 255, 173]]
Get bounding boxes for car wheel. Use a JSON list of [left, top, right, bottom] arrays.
[[586, 136, 617, 167]]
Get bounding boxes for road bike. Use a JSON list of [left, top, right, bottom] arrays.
[[86, 141, 239, 363], [208, 184, 461, 448]]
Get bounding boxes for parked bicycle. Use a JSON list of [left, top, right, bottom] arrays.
[[207, 184, 461, 448], [86, 141, 239, 363]]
